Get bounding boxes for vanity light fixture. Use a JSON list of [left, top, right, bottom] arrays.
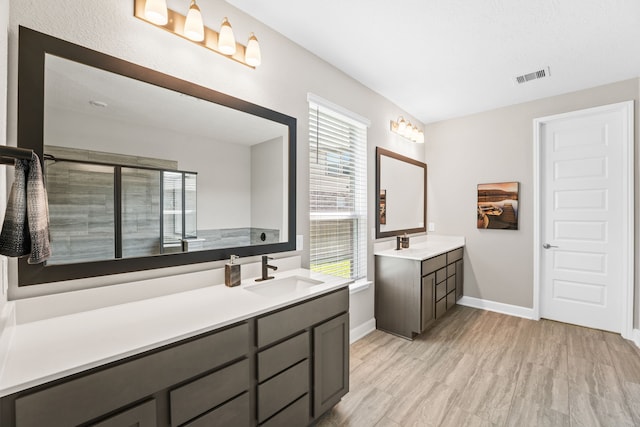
[[390, 116, 425, 143], [183, 0, 205, 42], [134, 0, 262, 68]]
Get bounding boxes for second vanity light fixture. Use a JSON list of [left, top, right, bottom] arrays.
[[135, 0, 262, 68], [390, 116, 425, 143]]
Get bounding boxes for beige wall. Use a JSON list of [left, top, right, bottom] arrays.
[[425, 78, 640, 328]]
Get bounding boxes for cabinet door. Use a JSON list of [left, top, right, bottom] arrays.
[[421, 273, 435, 331], [455, 260, 464, 300], [313, 312, 349, 417]]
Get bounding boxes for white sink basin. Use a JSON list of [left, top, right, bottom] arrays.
[[244, 276, 324, 297]]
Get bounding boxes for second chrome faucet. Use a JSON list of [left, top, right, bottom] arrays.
[[256, 255, 278, 281]]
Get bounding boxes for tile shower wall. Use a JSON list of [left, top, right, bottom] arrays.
[[45, 147, 175, 264], [45, 147, 280, 263]]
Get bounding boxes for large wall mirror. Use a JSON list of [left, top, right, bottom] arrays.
[[375, 147, 426, 239], [17, 27, 296, 285]]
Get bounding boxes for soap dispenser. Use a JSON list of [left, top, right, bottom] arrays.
[[225, 255, 241, 287]]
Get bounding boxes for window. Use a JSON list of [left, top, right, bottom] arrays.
[[309, 96, 368, 280]]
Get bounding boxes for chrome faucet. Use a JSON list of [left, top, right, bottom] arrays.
[[256, 255, 277, 281]]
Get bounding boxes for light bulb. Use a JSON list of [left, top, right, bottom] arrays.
[[144, 0, 168, 25], [218, 17, 236, 55], [245, 33, 261, 66], [184, 0, 205, 42]]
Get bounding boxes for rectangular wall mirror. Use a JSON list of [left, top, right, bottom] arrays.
[[375, 147, 426, 238], [17, 27, 296, 285]]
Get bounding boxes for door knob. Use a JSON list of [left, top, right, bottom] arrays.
[[542, 243, 558, 249]]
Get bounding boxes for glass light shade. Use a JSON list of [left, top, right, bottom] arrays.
[[417, 131, 425, 144], [403, 122, 414, 138], [218, 17, 236, 55], [144, 0, 168, 25], [245, 33, 261, 67], [184, 1, 205, 42], [397, 117, 407, 134], [411, 127, 420, 141]]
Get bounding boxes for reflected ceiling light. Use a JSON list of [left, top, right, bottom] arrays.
[[184, 0, 205, 42], [143, 0, 168, 25], [218, 17, 236, 55], [390, 116, 424, 143], [133, 0, 261, 68], [245, 33, 261, 67]]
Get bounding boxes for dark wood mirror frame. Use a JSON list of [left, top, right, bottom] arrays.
[[375, 147, 427, 239], [16, 26, 297, 286]]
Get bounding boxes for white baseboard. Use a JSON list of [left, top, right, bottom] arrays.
[[458, 296, 535, 320], [350, 318, 376, 344]]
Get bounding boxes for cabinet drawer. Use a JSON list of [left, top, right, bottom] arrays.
[[436, 267, 447, 284], [435, 281, 447, 301], [446, 276, 456, 294], [258, 331, 309, 382], [422, 254, 446, 275], [258, 360, 309, 422], [435, 297, 447, 319], [15, 322, 249, 427], [89, 399, 156, 427], [183, 392, 250, 427], [447, 247, 463, 263], [447, 264, 456, 278], [447, 291, 456, 310], [260, 394, 309, 427], [170, 358, 250, 426], [257, 288, 348, 348]]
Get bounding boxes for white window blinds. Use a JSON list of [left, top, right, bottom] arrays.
[[309, 100, 367, 280]]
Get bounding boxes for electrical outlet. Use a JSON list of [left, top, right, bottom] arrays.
[[428, 222, 436, 232], [296, 235, 303, 251]]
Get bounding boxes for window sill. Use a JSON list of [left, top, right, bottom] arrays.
[[349, 279, 372, 295]]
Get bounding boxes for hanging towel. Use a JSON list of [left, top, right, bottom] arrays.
[[0, 158, 30, 257], [26, 153, 51, 264], [0, 153, 51, 263]]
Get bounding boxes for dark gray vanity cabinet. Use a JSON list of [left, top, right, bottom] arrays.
[[375, 247, 464, 339], [0, 287, 350, 427], [255, 287, 349, 425], [5, 322, 251, 427]]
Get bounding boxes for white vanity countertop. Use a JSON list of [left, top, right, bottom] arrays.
[[374, 235, 465, 261], [0, 268, 351, 397]]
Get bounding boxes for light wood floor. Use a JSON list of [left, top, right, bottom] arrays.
[[317, 306, 640, 427]]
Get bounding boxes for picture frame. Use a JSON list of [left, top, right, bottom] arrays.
[[477, 182, 519, 230]]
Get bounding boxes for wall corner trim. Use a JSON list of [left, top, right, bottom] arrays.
[[633, 329, 640, 349], [457, 296, 535, 320], [350, 318, 376, 344]]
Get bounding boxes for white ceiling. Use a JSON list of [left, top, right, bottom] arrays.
[[226, 0, 640, 124]]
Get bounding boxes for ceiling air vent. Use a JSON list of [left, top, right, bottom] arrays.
[[515, 67, 550, 84]]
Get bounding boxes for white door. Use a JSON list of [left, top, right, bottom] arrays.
[[537, 101, 633, 333]]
